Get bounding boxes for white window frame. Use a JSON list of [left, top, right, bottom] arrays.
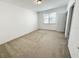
[[43, 12, 56, 24]]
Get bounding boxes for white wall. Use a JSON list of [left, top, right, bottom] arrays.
[[0, 1, 38, 45], [68, 0, 79, 58], [38, 6, 67, 32], [56, 12, 67, 32]]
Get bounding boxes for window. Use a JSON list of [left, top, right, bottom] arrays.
[[43, 12, 56, 24]]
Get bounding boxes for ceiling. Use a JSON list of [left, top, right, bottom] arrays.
[[0, 0, 69, 12]]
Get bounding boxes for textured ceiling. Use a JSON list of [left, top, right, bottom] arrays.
[[0, 0, 69, 11]]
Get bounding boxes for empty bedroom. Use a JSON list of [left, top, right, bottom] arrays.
[[0, 0, 79, 58]]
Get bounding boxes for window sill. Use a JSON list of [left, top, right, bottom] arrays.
[[43, 23, 56, 25]]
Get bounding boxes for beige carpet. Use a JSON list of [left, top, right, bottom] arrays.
[[0, 29, 71, 58]]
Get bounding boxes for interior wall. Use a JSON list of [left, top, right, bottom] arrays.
[[0, 1, 38, 45], [56, 12, 67, 32], [38, 5, 67, 32], [68, 0, 79, 58]]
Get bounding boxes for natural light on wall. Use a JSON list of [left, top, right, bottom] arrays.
[[43, 12, 56, 24]]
